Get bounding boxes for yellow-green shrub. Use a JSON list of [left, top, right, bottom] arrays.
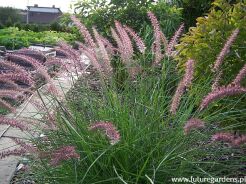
[[176, 0, 246, 85]]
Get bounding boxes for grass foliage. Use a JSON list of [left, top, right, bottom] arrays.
[[26, 59, 245, 183], [1, 7, 245, 184]]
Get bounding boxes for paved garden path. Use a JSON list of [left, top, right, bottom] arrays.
[[0, 55, 90, 184]]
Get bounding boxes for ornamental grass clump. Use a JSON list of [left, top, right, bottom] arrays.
[[5, 12, 246, 183]]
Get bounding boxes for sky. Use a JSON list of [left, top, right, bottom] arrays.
[[0, 0, 76, 12]]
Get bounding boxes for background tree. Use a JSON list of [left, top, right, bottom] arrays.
[[160, 0, 213, 28], [73, 0, 182, 37], [0, 7, 21, 27]]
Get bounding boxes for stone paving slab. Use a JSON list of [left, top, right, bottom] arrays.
[[0, 157, 18, 184], [0, 125, 9, 138], [0, 138, 19, 184], [0, 56, 90, 184]]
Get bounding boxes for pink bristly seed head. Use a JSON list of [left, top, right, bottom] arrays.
[[200, 86, 246, 110], [212, 132, 235, 143], [0, 99, 16, 113], [50, 146, 80, 166], [89, 121, 120, 145], [232, 135, 246, 147], [232, 64, 246, 86], [0, 116, 29, 131], [0, 148, 26, 160], [114, 21, 134, 63], [0, 73, 34, 86], [166, 23, 185, 57], [170, 59, 195, 114], [183, 59, 194, 87], [123, 25, 146, 53], [70, 15, 96, 48], [93, 28, 113, 75], [213, 29, 239, 72], [147, 11, 162, 64], [184, 118, 205, 135], [6, 54, 51, 83]]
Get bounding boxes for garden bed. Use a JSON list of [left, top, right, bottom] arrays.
[[1, 1, 245, 183]]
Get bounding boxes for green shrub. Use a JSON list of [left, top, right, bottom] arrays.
[[176, 0, 246, 84], [163, 0, 243, 28], [173, 0, 213, 28], [74, 0, 183, 38], [0, 27, 78, 49], [0, 7, 21, 27]]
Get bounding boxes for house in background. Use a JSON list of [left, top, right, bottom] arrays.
[[26, 4, 62, 24]]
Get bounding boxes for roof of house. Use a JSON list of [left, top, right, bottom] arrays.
[[27, 5, 62, 14]]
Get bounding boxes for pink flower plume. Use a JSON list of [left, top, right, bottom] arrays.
[[184, 118, 205, 135], [89, 122, 120, 145]]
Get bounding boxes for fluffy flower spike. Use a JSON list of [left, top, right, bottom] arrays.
[[213, 29, 239, 72], [89, 122, 120, 145], [0, 73, 34, 86], [93, 27, 113, 75], [77, 42, 104, 75], [123, 25, 146, 53], [6, 54, 51, 83], [183, 59, 195, 87], [184, 118, 205, 135], [200, 85, 246, 110], [0, 99, 16, 113], [114, 21, 134, 63], [147, 11, 162, 64], [0, 116, 29, 131], [0, 148, 26, 160], [50, 146, 80, 166], [70, 15, 96, 48], [170, 59, 194, 114], [166, 23, 185, 57], [232, 64, 246, 86], [212, 132, 235, 143], [232, 135, 246, 147]]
